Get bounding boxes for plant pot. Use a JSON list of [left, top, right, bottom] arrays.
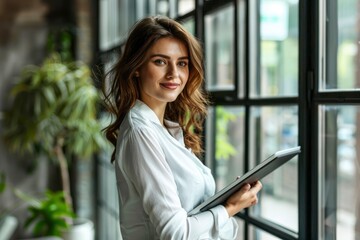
[[0, 215, 18, 240], [61, 218, 94, 240]]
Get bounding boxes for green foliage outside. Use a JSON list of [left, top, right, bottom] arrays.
[[215, 107, 238, 161]]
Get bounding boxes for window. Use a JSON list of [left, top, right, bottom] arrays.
[[208, 106, 245, 189], [99, 0, 123, 50], [321, 0, 360, 91], [249, 106, 298, 232], [178, 0, 195, 15], [319, 105, 359, 240], [317, 0, 360, 239], [205, 0, 300, 239], [205, 4, 235, 91], [253, 0, 299, 97], [96, 0, 360, 239]]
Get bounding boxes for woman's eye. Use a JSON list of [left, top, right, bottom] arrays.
[[154, 59, 165, 65], [178, 61, 188, 67]]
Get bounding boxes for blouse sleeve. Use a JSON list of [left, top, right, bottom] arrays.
[[120, 127, 238, 240]]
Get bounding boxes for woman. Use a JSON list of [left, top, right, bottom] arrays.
[[103, 16, 262, 239]]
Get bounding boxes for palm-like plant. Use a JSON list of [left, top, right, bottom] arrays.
[[3, 54, 107, 214]]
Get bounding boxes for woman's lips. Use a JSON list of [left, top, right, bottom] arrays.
[[160, 83, 180, 90]]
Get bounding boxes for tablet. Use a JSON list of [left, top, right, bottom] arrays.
[[188, 146, 301, 216]]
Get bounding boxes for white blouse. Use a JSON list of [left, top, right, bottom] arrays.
[[114, 100, 238, 240]]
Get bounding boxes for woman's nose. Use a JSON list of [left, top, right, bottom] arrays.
[[166, 63, 179, 79]]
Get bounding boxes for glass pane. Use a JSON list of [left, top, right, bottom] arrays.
[[212, 106, 245, 190], [235, 217, 245, 240], [319, 105, 360, 239], [178, 0, 195, 15], [321, 0, 360, 90], [205, 5, 235, 91], [249, 225, 282, 240], [249, 106, 299, 232], [156, 0, 170, 16], [180, 17, 195, 36], [237, 0, 246, 98], [99, 0, 122, 50], [250, 0, 299, 97], [97, 154, 122, 239], [135, 0, 153, 19]]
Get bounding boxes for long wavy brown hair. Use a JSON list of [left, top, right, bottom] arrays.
[[102, 16, 208, 162]]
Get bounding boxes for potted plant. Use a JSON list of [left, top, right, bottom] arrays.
[[17, 190, 74, 239], [2, 53, 108, 239]]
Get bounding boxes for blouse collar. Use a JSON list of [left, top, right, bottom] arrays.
[[133, 100, 184, 142], [132, 100, 179, 127], [133, 100, 162, 126]]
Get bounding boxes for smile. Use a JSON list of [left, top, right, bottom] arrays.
[[160, 83, 180, 90]]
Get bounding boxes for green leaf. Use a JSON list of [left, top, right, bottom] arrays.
[[43, 86, 56, 106], [33, 220, 47, 236]]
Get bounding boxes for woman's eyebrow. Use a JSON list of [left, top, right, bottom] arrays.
[[149, 54, 189, 60]]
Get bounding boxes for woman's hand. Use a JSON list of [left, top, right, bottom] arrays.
[[223, 181, 262, 217]]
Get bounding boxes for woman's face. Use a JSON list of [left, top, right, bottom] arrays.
[[137, 37, 189, 110]]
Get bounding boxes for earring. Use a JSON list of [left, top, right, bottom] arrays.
[[134, 72, 140, 77]]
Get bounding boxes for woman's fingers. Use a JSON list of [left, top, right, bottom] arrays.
[[240, 183, 251, 193], [248, 181, 262, 206], [251, 181, 262, 193], [241, 181, 262, 208], [224, 180, 263, 217]]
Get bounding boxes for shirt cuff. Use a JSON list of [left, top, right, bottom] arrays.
[[209, 205, 230, 231], [209, 205, 238, 239]]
